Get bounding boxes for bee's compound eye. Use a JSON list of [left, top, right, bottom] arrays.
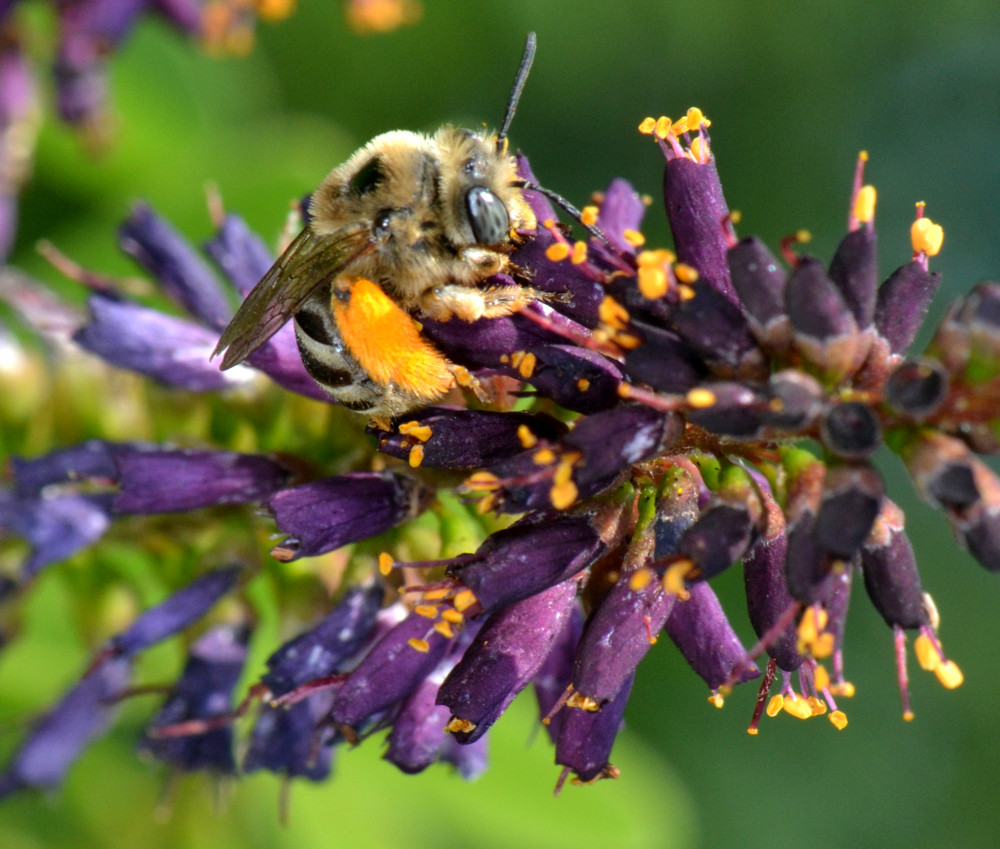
[[465, 186, 510, 245], [373, 209, 394, 236]]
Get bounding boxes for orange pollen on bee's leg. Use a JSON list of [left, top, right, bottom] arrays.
[[332, 276, 454, 398]]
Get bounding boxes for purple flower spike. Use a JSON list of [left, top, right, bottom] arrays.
[[119, 203, 234, 331], [265, 472, 432, 562], [0, 657, 131, 798], [73, 294, 250, 391], [261, 583, 384, 698], [874, 261, 941, 355], [203, 213, 276, 296], [663, 581, 759, 689], [662, 156, 736, 304], [437, 577, 579, 743], [108, 566, 241, 659], [141, 624, 250, 774], [330, 610, 456, 729], [556, 672, 633, 785], [376, 407, 567, 470], [571, 573, 675, 707], [861, 500, 929, 630], [112, 447, 291, 514]]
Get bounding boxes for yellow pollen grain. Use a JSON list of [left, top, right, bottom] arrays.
[[677, 284, 696, 302], [638, 266, 668, 300], [911, 217, 944, 256], [546, 241, 571, 262], [398, 422, 433, 442], [408, 444, 424, 468], [623, 229, 645, 247], [638, 116, 657, 135], [421, 587, 450, 602], [440, 608, 464, 625], [654, 116, 673, 139], [571, 241, 588, 265], [629, 568, 654, 591], [829, 710, 848, 730], [813, 665, 830, 692], [453, 589, 478, 611], [445, 717, 476, 734], [517, 351, 537, 379], [708, 692, 724, 708], [407, 637, 430, 653], [581, 206, 599, 227], [567, 692, 601, 712], [766, 694, 784, 717], [782, 695, 813, 720], [935, 660, 964, 689], [510, 350, 526, 369], [433, 621, 455, 639], [378, 553, 395, 577], [414, 605, 439, 619], [674, 263, 700, 284], [465, 471, 499, 491], [686, 388, 717, 409], [853, 185, 877, 223], [599, 296, 630, 330], [914, 633, 940, 670], [517, 424, 538, 449], [577, 378, 591, 392], [533, 447, 556, 465]]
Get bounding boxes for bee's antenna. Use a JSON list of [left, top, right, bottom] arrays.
[[497, 32, 536, 152], [520, 181, 615, 249]]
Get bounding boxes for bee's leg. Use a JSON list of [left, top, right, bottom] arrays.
[[448, 362, 493, 404], [419, 283, 556, 322]]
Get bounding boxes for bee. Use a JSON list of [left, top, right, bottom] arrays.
[[213, 33, 553, 421]]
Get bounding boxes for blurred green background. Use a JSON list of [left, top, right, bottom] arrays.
[[3, 2, 1000, 848]]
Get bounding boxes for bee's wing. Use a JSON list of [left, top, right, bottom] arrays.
[[214, 225, 372, 369]]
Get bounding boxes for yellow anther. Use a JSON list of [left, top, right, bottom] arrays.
[[688, 136, 706, 162], [685, 388, 717, 409], [686, 107, 710, 130], [550, 460, 578, 510], [796, 229, 812, 244], [581, 206, 599, 227], [408, 444, 424, 468], [813, 665, 830, 692], [677, 284, 696, 302], [853, 185, 877, 223], [546, 241, 571, 262], [638, 266, 668, 300], [414, 605, 438, 619], [766, 694, 784, 717], [859, 150, 869, 162], [571, 240, 588, 265], [914, 633, 940, 670], [465, 471, 499, 491], [911, 216, 944, 256], [378, 552, 394, 575], [674, 263, 700, 284], [517, 351, 537, 379], [903, 709, 915, 722], [628, 568, 654, 592], [829, 710, 848, 730], [934, 660, 964, 689], [670, 116, 689, 135], [782, 695, 813, 720], [662, 561, 692, 599], [576, 378, 591, 392], [398, 421, 433, 442], [440, 608, 464, 624], [421, 587, 450, 601], [433, 621, 455, 639], [407, 637, 430, 653], [516, 424, 537, 449], [445, 717, 476, 734], [623, 229, 645, 247], [598, 296, 630, 330], [807, 697, 826, 716], [708, 692, 724, 709], [453, 589, 478, 612], [567, 692, 601, 712], [654, 116, 673, 139], [829, 680, 856, 698], [638, 116, 657, 135], [811, 632, 835, 659], [533, 447, 556, 465]]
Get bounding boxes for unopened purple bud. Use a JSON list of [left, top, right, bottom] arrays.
[[141, 624, 250, 773], [533, 604, 584, 743], [595, 178, 646, 256], [874, 261, 940, 355], [727, 236, 790, 351], [676, 502, 758, 581], [243, 700, 334, 781], [526, 345, 625, 414], [555, 671, 633, 784], [438, 578, 579, 743], [384, 668, 454, 775], [814, 464, 883, 560], [672, 282, 765, 379], [828, 228, 878, 330], [663, 581, 759, 688], [622, 320, 707, 394], [11, 440, 121, 495], [265, 472, 431, 561], [202, 213, 275, 296], [819, 401, 883, 460], [0, 656, 131, 798], [686, 381, 770, 440], [764, 369, 824, 432], [119, 203, 233, 331], [861, 501, 928, 629], [109, 566, 241, 658]]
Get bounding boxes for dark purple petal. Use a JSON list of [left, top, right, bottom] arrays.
[[384, 670, 454, 775], [662, 156, 735, 303], [202, 213, 275, 296], [814, 464, 884, 559], [119, 203, 234, 330], [532, 604, 584, 744], [662, 581, 759, 688], [819, 401, 883, 460], [265, 472, 431, 561], [437, 578, 579, 743], [243, 699, 335, 781], [0, 657, 131, 798], [827, 228, 878, 330], [685, 381, 771, 440], [676, 503, 758, 581], [73, 294, 250, 391], [727, 236, 789, 349], [141, 624, 250, 773], [785, 257, 860, 379], [875, 262, 941, 355], [261, 583, 384, 697], [109, 566, 241, 658], [861, 501, 928, 630], [112, 448, 290, 514], [525, 344, 624, 414], [11, 440, 121, 495], [420, 311, 563, 373], [595, 178, 646, 255], [622, 320, 707, 394], [764, 370, 825, 432], [671, 281, 765, 379], [555, 672, 633, 784]]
